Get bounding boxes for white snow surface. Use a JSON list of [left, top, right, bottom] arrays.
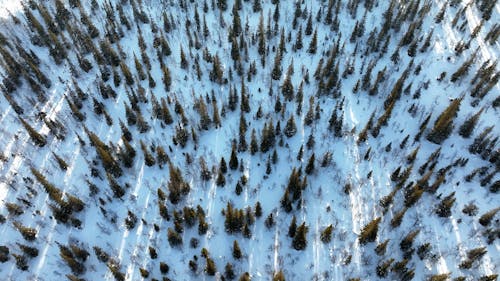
[[0, 0, 498, 280]]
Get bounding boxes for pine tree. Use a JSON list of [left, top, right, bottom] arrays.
[[479, 208, 499, 226], [20, 118, 46, 147], [295, 26, 303, 50], [162, 64, 172, 91], [435, 192, 456, 217], [284, 115, 297, 138], [210, 54, 224, 84], [255, 201, 263, 218], [459, 108, 483, 138], [229, 144, 238, 170], [271, 51, 282, 80], [288, 216, 297, 237], [320, 224, 333, 243], [140, 141, 156, 166], [232, 240, 242, 259], [358, 217, 381, 244], [427, 97, 463, 144], [225, 263, 235, 279], [258, 12, 266, 57], [307, 29, 318, 54], [282, 74, 294, 101], [391, 207, 408, 228], [400, 230, 419, 252], [305, 153, 315, 175], [292, 222, 308, 250], [273, 270, 286, 281]]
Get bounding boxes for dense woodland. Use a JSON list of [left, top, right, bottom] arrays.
[[0, 0, 499, 280]]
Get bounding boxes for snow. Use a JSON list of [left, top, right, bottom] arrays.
[[0, 0, 499, 280]]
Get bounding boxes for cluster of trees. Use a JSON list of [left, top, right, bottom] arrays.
[[0, 0, 498, 280]]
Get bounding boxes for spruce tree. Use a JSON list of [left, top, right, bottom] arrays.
[[358, 217, 381, 244], [229, 144, 238, 170], [292, 222, 308, 250], [427, 97, 463, 144], [459, 108, 483, 138], [284, 115, 297, 138], [307, 29, 318, 54]]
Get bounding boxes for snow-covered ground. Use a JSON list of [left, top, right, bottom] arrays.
[[0, 0, 498, 280]]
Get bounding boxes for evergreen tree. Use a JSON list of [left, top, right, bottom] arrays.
[[288, 216, 297, 237], [284, 115, 297, 138], [320, 224, 333, 243], [292, 222, 308, 250], [427, 97, 463, 144], [435, 192, 456, 217], [295, 26, 303, 50], [479, 208, 499, 226], [20, 118, 46, 147], [358, 217, 381, 244], [305, 153, 315, 175], [232, 240, 242, 259], [229, 144, 239, 170], [459, 108, 483, 138], [307, 29, 318, 54]]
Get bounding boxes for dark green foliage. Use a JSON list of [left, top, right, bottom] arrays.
[[358, 217, 381, 244], [479, 208, 499, 226], [400, 230, 419, 252], [20, 118, 46, 147], [292, 222, 308, 250], [375, 239, 389, 256], [376, 258, 394, 277], [435, 192, 456, 217], [305, 153, 315, 175], [13, 221, 37, 241], [320, 225, 333, 243], [459, 247, 487, 269], [18, 243, 38, 258], [167, 163, 190, 204], [229, 144, 238, 170], [13, 254, 28, 271], [232, 240, 242, 259], [160, 262, 169, 274], [307, 29, 317, 54], [0, 245, 9, 262], [273, 270, 286, 281], [167, 228, 183, 246], [225, 262, 235, 279], [427, 97, 463, 144], [93, 246, 109, 263], [459, 108, 483, 138], [284, 115, 297, 137]]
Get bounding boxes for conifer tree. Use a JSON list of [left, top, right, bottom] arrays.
[[427, 97, 463, 144], [20, 118, 46, 147], [229, 144, 238, 170], [292, 222, 308, 250], [232, 240, 242, 259], [271, 51, 282, 80], [320, 224, 333, 243], [435, 192, 456, 217], [284, 115, 297, 138], [459, 108, 483, 138], [288, 216, 297, 237], [479, 208, 499, 226], [225, 263, 235, 279], [295, 26, 303, 50], [140, 140, 156, 166], [305, 153, 315, 174], [358, 217, 381, 244], [307, 29, 318, 54]]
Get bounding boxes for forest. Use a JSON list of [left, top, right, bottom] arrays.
[[0, 0, 498, 280]]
